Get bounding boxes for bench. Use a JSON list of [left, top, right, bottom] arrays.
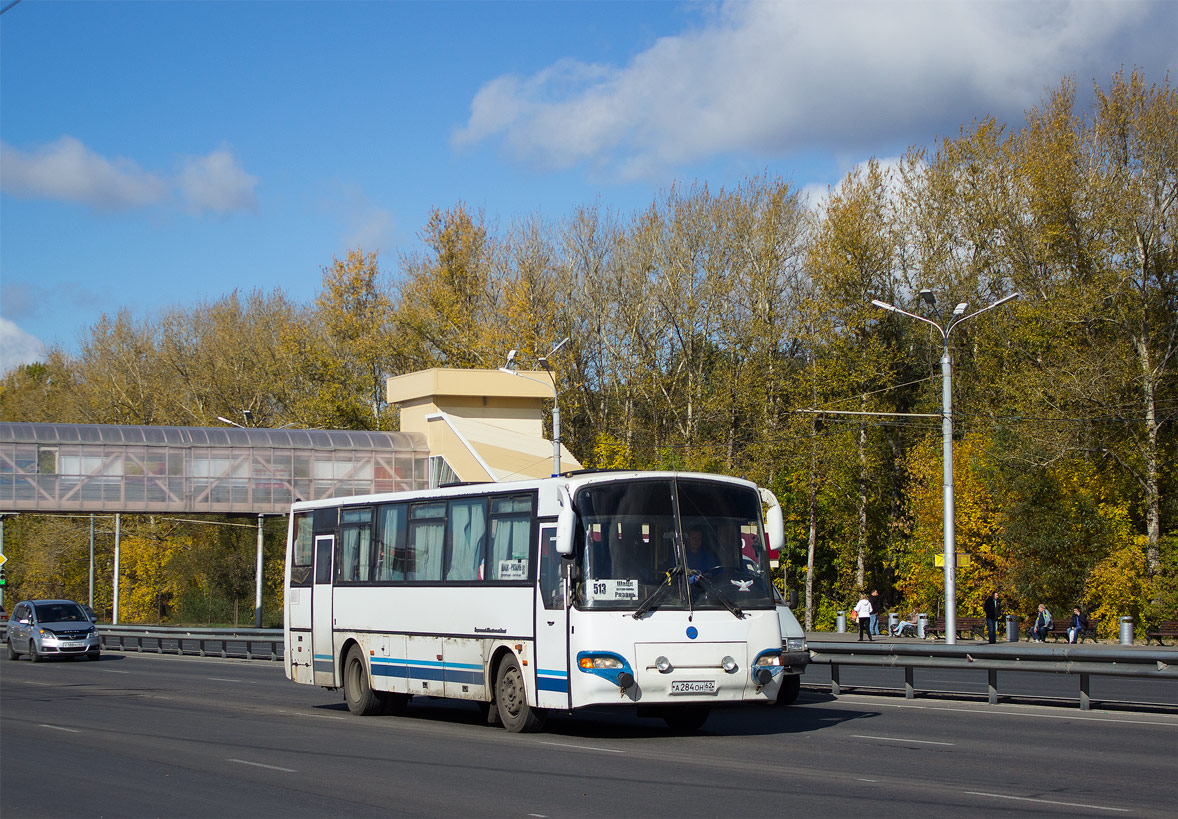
[[924, 616, 987, 640], [1047, 618, 1099, 643], [1145, 620, 1178, 646]]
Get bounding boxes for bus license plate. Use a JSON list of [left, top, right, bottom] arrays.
[[670, 680, 716, 695]]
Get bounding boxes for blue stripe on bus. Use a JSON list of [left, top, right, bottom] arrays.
[[369, 657, 486, 685], [537, 667, 569, 693]]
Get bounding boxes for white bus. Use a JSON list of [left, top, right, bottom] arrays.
[[283, 470, 790, 732]]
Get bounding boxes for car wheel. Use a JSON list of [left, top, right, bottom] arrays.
[[495, 655, 545, 733], [86, 650, 101, 661], [6, 638, 18, 660], [28, 640, 41, 663], [343, 645, 382, 716]]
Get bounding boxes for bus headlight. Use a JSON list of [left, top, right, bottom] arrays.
[[752, 649, 785, 684], [576, 651, 635, 689]]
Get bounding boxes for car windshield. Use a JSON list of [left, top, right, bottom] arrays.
[[35, 603, 89, 623], [573, 477, 774, 613]]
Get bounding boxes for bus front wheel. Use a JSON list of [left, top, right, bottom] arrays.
[[495, 656, 546, 733], [343, 646, 383, 716]]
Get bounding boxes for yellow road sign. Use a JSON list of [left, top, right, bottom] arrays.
[[935, 553, 970, 568]]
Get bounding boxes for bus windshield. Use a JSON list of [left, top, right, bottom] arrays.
[[573, 477, 774, 613]]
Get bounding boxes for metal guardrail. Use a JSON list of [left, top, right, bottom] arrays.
[[1, 623, 283, 661], [94, 625, 284, 660], [807, 639, 1177, 711]]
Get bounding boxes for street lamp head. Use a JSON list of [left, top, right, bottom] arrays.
[[871, 299, 897, 313], [920, 289, 936, 308], [952, 302, 969, 316], [504, 349, 517, 369]]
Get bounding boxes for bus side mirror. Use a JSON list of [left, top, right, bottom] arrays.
[[759, 487, 785, 558], [765, 502, 784, 556], [556, 500, 576, 557], [788, 589, 798, 609]]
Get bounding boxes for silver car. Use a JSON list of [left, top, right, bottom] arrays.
[[6, 599, 101, 662]]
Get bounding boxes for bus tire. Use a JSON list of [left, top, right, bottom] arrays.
[[776, 674, 800, 706], [663, 705, 710, 732], [495, 656, 545, 733], [343, 646, 382, 716]]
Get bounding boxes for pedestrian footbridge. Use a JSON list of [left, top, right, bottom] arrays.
[[0, 422, 430, 515]]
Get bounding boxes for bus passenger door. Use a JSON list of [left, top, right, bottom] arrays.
[[535, 525, 571, 710], [311, 534, 336, 686]]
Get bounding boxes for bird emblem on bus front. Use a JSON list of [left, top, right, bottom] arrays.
[[730, 579, 753, 592]]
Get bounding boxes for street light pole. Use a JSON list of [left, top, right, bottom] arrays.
[[872, 292, 1019, 644], [500, 337, 570, 477]]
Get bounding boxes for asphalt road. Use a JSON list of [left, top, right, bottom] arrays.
[[2, 652, 1176, 818]]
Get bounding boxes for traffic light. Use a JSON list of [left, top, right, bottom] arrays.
[[0, 567, 6, 586]]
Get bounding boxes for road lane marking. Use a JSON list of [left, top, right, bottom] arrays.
[[287, 711, 348, 721], [227, 758, 296, 772], [852, 734, 955, 746], [209, 677, 242, 683], [102, 669, 130, 674], [540, 741, 624, 754], [40, 724, 82, 732], [965, 791, 1131, 812], [836, 695, 1178, 728]]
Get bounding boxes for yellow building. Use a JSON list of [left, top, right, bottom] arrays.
[[387, 368, 581, 486]]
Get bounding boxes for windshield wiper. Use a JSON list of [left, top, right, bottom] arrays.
[[632, 565, 683, 619], [688, 570, 745, 619]]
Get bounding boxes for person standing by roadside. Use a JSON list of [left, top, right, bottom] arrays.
[[869, 589, 883, 636], [854, 595, 874, 642], [984, 591, 1002, 644]]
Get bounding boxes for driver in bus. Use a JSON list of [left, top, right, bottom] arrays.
[[684, 525, 721, 574]]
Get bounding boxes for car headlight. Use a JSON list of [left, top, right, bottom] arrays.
[[38, 629, 58, 642], [786, 638, 807, 653]]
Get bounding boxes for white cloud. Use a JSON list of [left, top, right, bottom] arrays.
[[0, 318, 48, 374], [0, 137, 258, 215], [0, 136, 167, 210], [320, 182, 397, 254], [178, 148, 257, 214], [453, 0, 1173, 181]]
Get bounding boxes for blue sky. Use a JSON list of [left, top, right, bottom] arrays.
[[2, 0, 1175, 373]]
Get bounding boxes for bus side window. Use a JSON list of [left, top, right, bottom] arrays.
[[290, 512, 313, 586], [538, 528, 563, 609]]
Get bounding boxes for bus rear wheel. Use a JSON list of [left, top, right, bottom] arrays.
[[495, 656, 545, 733], [343, 646, 383, 716]]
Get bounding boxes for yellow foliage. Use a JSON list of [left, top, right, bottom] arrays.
[[116, 532, 191, 623], [896, 433, 1007, 615], [1083, 537, 1148, 640]]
